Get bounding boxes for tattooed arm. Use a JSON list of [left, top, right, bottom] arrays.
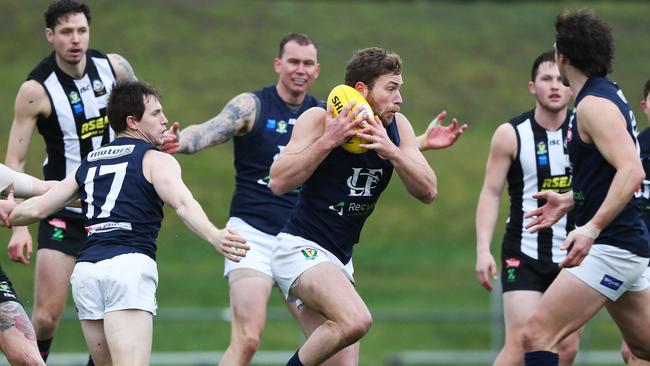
[[107, 53, 137, 81], [172, 92, 260, 154]]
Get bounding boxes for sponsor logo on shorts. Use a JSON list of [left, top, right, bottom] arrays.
[[600, 274, 623, 291], [48, 218, 68, 230], [505, 258, 520, 268], [301, 248, 318, 260], [0, 281, 16, 299], [507, 268, 517, 282]]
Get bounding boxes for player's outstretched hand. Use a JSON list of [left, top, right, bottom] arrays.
[[216, 228, 250, 263], [525, 191, 574, 233], [420, 111, 468, 151], [475, 251, 498, 291], [7, 226, 33, 265], [161, 121, 181, 154], [0, 188, 16, 227], [559, 222, 600, 268]]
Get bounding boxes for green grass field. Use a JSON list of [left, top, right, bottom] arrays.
[[1, 1, 649, 365]]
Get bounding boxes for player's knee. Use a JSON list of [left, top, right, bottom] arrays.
[[557, 333, 580, 361], [31, 311, 61, 333], [237, 334, 261, 358], [340, 309, 372, 344], [521, 318, 546, 351]]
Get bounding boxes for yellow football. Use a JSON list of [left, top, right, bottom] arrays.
[[326, 84, 374, 154]]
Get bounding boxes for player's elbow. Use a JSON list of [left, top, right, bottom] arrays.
[[269, 178, 290, 196], [419, 188, 437, 204]]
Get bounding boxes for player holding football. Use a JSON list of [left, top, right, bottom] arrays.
[[160, 34, 465, 366], [269, 47, 437, 366]]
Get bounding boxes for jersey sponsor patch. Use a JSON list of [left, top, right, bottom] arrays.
[[600, 274, 623, 291], [87, 145, 135, 161], [85, 221, 132, 235]]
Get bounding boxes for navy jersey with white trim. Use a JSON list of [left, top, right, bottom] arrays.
[[503, 110, 574, 263], [568, 77, 649, 257], [283, 117, 400, 264], [229, 86, 319, 235], [75, 137, 163, 262]]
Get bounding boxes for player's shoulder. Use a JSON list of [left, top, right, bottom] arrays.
[[15, 80, 50, 115]]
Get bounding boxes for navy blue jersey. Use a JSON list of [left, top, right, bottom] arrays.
[[283, 118, 400, 264], [568, 77, 649, 257], [636, 127, 650, 230], [75, 137, 164, 262], [229, 86, 319, 235]]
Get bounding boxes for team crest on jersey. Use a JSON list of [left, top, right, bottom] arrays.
[[276, 120, 288, 134], [92, 79, 105, 93], [68, 91, 81, 104], [301, 248, 318, 260]]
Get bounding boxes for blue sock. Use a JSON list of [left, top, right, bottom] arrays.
[[525, 351, 559, 366], [287, 350, 305, 366]]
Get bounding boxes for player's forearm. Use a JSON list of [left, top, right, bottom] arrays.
[[8, 197, 48, 226], [475, 193, 500, 255], [269, 138, 333, 196], [390, 150, 437, 203], [174, 197, 222, 243], [177, 118, 236, 154]]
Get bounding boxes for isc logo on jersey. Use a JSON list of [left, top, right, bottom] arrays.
[[87, 145, 135, 162], [327, 85, 374, 154]]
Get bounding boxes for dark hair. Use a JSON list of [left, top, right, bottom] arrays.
[[44, 0, 91, 29], [278, 33, 318, 58], [644, 79, 650, 100], [555, 9, 613, 77], [107, 80, 161, 133], [344, 47, 401, 89], [531, 50, 556, 82]]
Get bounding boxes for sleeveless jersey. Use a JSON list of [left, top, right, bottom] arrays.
[[229, 86, 319, 235], [283, 117, 400, 264], [75, 137, 163, 262], [568, 76, 649, 257], [503, 110, 574, 263], [636, 127, 650, 231], [28, 49, 116, 218]]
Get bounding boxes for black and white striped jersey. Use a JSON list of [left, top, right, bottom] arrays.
[[28, 49, 116, 183], [502, 110, 574, 263]]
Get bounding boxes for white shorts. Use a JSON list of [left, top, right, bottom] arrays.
[[223, 217, 276, 281], [271, 232, 354, 304], [70, 253, 158, 320], [565, 244, 649, 301]]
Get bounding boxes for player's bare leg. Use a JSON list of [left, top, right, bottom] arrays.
[[220, 269, 273, 366]]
